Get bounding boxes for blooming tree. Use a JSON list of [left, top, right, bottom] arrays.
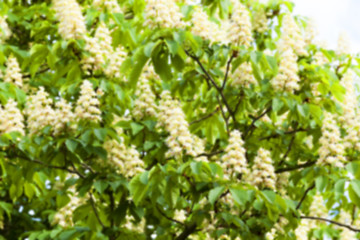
[[0, 0, 359, 239]]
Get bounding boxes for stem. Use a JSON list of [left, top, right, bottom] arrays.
[[90, 193, 105, 228], [296, 183, 315, 210], [300, 216, 360, 232], [275, 161, 316, 173]]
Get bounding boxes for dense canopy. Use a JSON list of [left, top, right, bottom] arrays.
[[0, 0, 359, 239]]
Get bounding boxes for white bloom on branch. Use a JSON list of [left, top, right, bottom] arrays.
[[278, 14, 307, 56], [144, 0, 185, 29], [53, 98, 75, 135], [25, 87, 56, 135], [227, 0, 253, 47], [0, 99, 25, 136], [253, 7, 268, 33], [230, 62, 256, 88], [0, 16, 11, 43], [75, 80, 102, 122], [53, 0, 86, 40], [221, 130, 248, 180], [272, 49, 300, 93], [249, 148, 276, 190], [93, 0, 121, 13], [104, 47, 127, 79], [4, 55, 23, 88], [317, 112, 346, 167]]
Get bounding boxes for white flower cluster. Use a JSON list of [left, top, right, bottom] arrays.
[[0, 99, 25, 136], [174, 209, 187, 223], [4, 55, 23, 88], [249, 148, 276, 190], [0, 16, 11, 43], [272, 49, 300, 93], [221, 130, 248, 180], [338, 210, 357, 239], [313, 51, 328, 66], [53, 188, 85, 227], [52, 0, 86, 40], [53, 99, 75, 135], [104, 47, 127, 79], [191, 7, 226, 44], [337, 32, 351, 55], [25, 87, 56, 135], [133, 67, 158, 120], [278, 14, 307, 56], [144, 0, 185, 29], [227, 0, 253, 47], [92, 0, 121, 13], [276, 172, 290, 196], [309, 195, 327, 218], [265, 228, 276, 240], [253, 8, 268, 33], [304, 20, 317, 45], [158, 91, 206, 161], [75, 80, 102, 122], [294, 219, 312, 240], [230, 62, 256, 88], [104, 138, 144, 178], [82, 22, 113, 74], [124, 215, 145, 232], [317, 112, 346, 167]]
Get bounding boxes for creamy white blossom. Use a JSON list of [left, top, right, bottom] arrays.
[[53, 99, 75, 135], [272, 49, 300, 93], [230, 62, 256, 88], [75, 80, 102, 122], [221, 130, 248, 180], [309, 195, 327, 218], [4, 55, 23, 88], [337, 32, 351, 55], [144, 0, 185, 29], [92, 0, 121, 13], [94, 22, 113, 58], [0, 99, 25, 136], [53, 0, 86, 40], [0, 16, 11, 43], [278, 14, 307, 56], [104, 47, 127, 79], [317, 112, 346, 167], [191, 7, 226, 44], [104, 138, 144, 177], [313, 51, 328, 66], [249, 148, 276, 190], [133, 67, 158, 120], [25, 87, 56, 135], [158, 91, 206, 160], [253, 7, 268, 33], [227, 0, 253, 46]]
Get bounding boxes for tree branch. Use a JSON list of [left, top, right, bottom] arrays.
[[156, 205, 185, 226], [89, 193, 105, 228], [222, 53, 235, 90], [300, 216, 360, 232], [175, 224, 198, 240], [244, 107, 271, 139], [260, 128, 307, 141], [196, 150, 224, 158], [296, 183, 315, 210], [190, 108, 220, 125], [275, 161, 316, 173]]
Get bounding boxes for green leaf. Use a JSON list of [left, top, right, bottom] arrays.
[[272, 98, 283, 112], [131, 122, 144, 135], [315, 176, 328, 192], [94, 128, 107, 142], [230, 188, 249, 206], [129, 174, 149, 206], [209, 186, 226, 205], [94, 180, 109, 194], [65, 139, 78, 153]]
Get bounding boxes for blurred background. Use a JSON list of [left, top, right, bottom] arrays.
[[293, 0, 360, 53]]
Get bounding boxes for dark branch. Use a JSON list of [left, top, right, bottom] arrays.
[[296, 183, 315, 210], [22, 67, 50, 78], [244, 107, 271, 139], [222, 53, 235, 90], [300, 216, 360, 232], [156, 205, 185, 226], [275, 161, 316, 173], [175, 224, 198, 240], [260, 128, 307, 141], [89, 193, 105, 228], [278, 135, 296, 166], [196, 150, 224, 158], [190, 108, 220, 125]]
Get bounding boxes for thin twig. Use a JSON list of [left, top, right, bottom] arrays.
[[275, 161, 316, 173], [296, 183, 315, 210], [156, 205, 185, 226], [278, 135, 296, 166], [196, 150, 224, 158], [190, 108, 220, 125], [300, 216, 360, 232], [89, 193, 105, 228], [260, 128, 307, 141], [222, 54, 235, 90], [244, 107, 271, 139]]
